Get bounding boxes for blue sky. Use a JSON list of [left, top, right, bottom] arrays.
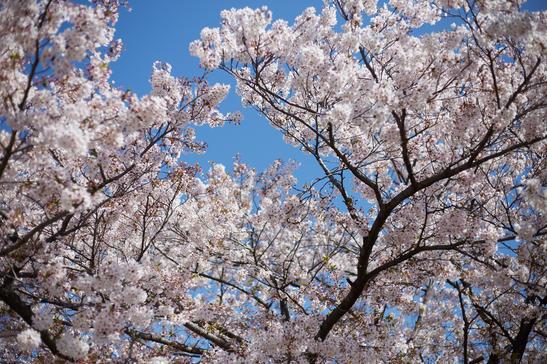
[[110, 0, 546, 183]]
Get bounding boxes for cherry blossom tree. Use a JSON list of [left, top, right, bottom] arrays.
[[1, 0, 546, 363]]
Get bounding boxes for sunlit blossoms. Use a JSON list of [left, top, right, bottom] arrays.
[[1, 0, 546, 363], [16, 329, 41, 353]]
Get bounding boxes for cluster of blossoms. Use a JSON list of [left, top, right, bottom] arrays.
[[189, 0, 546, 362], [0, 0, 545, 363], [16, 329, 41, 353], [1, 0, 237, 361], [56, 333, 89, 360]]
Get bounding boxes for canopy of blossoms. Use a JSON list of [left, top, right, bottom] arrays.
[[0, 0, 545, 363]]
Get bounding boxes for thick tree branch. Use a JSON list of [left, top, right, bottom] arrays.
[[0, 282, 72, 361], [316, 133, 545, 341], [393, 109, 417, 186], [183, 322, 235, 352], [126, 328, 204, 355]]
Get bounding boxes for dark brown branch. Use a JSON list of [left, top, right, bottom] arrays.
[[18, 39, 41, 111], [510, 317, 537, 363], [197, 272, 271, 310], [280, 298, 290, 322], [448, 280, 471, 364], [126, 328, 204, 355], [505, 57, 541, 109], [0, 283, 72, 361], [183, 322, 235, 352], [0, 211, 69, 256], [487, 51, 501, 109], [315, 134, 545, 341], [359, 47, 379, 83], [0, 131, 17, 181], [393, 109, 416, 186]]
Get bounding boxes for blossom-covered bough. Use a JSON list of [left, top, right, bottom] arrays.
[[190, 0, 546, 362], [0, 0, 240, 361], [1, 0, 545, 363]]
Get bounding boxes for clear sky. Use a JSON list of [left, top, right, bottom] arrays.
[[110, 0, 546, 183]]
